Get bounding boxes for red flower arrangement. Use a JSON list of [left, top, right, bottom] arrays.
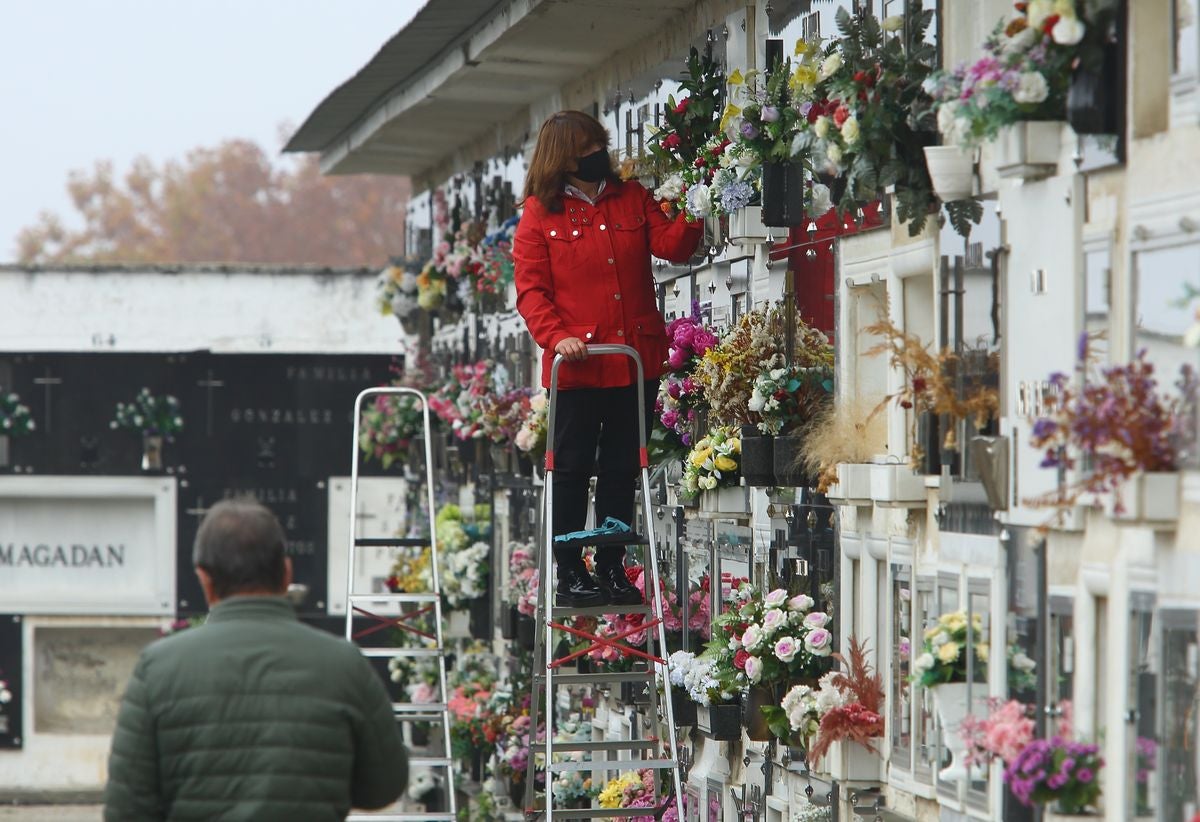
[[808, 637, 885, 760]]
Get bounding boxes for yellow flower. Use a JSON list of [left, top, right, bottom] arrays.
[[728, 68, 745, 85], [937, 641, 960, 664], [729, 437, 741, 454], [975, 643, 989, 663], [598, 779, 623, 808], [719, 102, 742, 133], [793, 39, 810, 56], [714, 455, 737, 472], [924, 624, 942, 640], [790, 65, 817, 92], [691, 447, 714, 467]]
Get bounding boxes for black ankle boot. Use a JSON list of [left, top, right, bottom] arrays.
[[556, 567, 607, 608], [594, 563, 641, 605]]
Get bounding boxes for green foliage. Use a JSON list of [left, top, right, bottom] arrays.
[[645, 48, 725, 175]]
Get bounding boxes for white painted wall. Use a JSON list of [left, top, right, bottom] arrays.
[[0, 265, 407, 355]]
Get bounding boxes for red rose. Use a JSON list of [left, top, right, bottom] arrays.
[[694, 156, 707, 168], [674, 97, 691, 115], [662, 133, 682, 150], [853, 70, 868, 85], [1042, 13, 1060, 33], [733, 649, 750, 670], [833, 104, 850, 127]]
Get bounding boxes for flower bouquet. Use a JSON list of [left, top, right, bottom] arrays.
[[1004, 736, 1103, 814], [429, 360, 501, 441], [0, 391, 34, 437], [960, 698, 1036, 769], [514, 389, 548, 466], [680, 426, 741, 499], [805, 638, 885, 759], [694, 307, 786, 430], [111, 388, 184, 439], [1029, 339, 1194, 515], [479, 386, 533, 449], [655, 307, 719, 455], [376, 261, 420, 325], [769, 672, 848, 747], [358, 392, 425, 469]]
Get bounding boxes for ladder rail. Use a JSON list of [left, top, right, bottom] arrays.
[[345, 386, 457, 821]]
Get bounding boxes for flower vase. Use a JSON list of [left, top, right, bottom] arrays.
[[0, 434, 8, 469], [744, 684, 776, 742], [1109, 471, 1180, 523], [399, 311, 420, 335], [517, 614, 536, 651], [923, 145, 975, 201], [699, 485, 750, 515], [468, 596, 491, 639], [516, 452, 533, 478], [141, 433, 164, 472], [508, 778, 525, 809], [697, 702, 741, 741], [729, 206, 770, 244], [931, 682, 987, 783], [1044, 807, 1099, 821], [500, 605, 518, 640], [830, 740, 882, 783], [489, 443, 512, 475], [772, 433, 811, 488], [739, 424, 775, 486], [760, 162, 806, 227], [445, 610, 470, 638], [670, 689, 698, 727], [1067, 41, 1119, 136]]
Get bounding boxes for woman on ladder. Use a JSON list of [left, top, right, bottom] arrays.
[[513, 110, 704, 607]]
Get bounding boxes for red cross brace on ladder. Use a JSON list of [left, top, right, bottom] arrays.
[[351, 605, 438, 643], [545, 615, 666, 669]]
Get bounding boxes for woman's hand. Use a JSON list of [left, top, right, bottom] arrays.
[[555, 337, 589, 362]]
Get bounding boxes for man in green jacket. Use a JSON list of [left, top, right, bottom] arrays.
[[104, 498, 408, 821]]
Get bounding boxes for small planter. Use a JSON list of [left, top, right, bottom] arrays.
[[772, 433, 812, 488], [516, 452, 534, 478], [490, 444, 513, 475], [869, 463, 926, 507], [761, 162, 806, 227], [1043, 810, 1101, 821], [744, 684, 776, 742], [699, 485, 750, 515], [826, 463, 872, 503], [671, 689, 698, 727], [829, 740, 882, 783], [1067, 42, 1119, 135], [729, 205, 770, 244], [931, 682, 989, 783], [923, 145, 975, 201], [740, 424, 775, 486], [444, 609, 471, 638], [500, 605, 518, 640], [468, 595, 491, 640], [1108, 471, 1181, 523], [697, 702, 741, 741], [994, 120, 1063, 180], [0, 434, 8, 469], [517, 614, 536, 651]]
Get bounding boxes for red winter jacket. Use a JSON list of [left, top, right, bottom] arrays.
[[514, 179, 704, 390]]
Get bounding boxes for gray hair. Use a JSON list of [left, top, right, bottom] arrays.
[[192, 498, 287, 598]]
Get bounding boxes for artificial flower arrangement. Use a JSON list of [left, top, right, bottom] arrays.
[[864, 318, 1000, 467], [726, 47, 819, 166], [656, 307, 719, 452], [707, 583, 834, 694], [667, 650, 737, 707], [748, 342, 835, 437], [596, 769, 660, 814], [770, 672, 847, 746], [377, 259, 420, 321], [429, 360, 502, 440], [358, 391, 426, 469], [417, 190, 453, 311], [786, 2, 970, 235], [514, 389, 548, 461], [1005, 736, 1103, 814], [0, 390, 35, 437], [447, 651, 501, 758], [923, 0, 1086, 148], [679, 425, 741, 498], [1028, 337, 1196, 513], [693, 307, 784, 428], [911, 610, 1038, 691], [804, 637, 886, 759], [111, 388, 184, 438], [800, 398, 889, 493], [508, 540, 539, 617], [467, 215, 518, 304], [479, 386, 534, 447], [434, 504, 490, 608], [645, 47, 726, 221], [960, 698, 1037, 768]]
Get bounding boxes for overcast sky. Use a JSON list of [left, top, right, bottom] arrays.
[[0, 0, 423, 261]]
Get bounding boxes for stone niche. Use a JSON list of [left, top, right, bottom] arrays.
[[33, 626, 158, 734]]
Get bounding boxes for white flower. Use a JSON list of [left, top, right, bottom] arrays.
[[1013, 71, 1049, 105], [809, 182, 832, 216], [763, 608, 786, 633], [774, 636, 799, 663], [1026, 0, 1055, 29], [931, 631, 949, 647], [788, 594, 814, 612], [814, 680, 845, 714], [741, 624, 763, 651], [764, 588, 789, 608], [655, 173, 685, 202], [686, 184, 713, 218], [826, 144, 843, 167], [803, 611, 831, 629], [819, 53, 842, 80], [1011, 651, 1037, 672], [813, 115, 832, 139], [0, 688, 10, 704], [882, 15, 904, 32], [840, 116, 860, 145], [1051, 16, 1086, 45], [744, 655, 763, 683], [1003, 25, 1038, 54], [914, 652, 936, 673]]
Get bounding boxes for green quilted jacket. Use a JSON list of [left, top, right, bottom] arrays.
[[104, 596, 407, 821]]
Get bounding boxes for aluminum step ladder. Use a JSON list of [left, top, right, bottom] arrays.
[[346, 386, 457, 822], [523, 345, 684, 821]]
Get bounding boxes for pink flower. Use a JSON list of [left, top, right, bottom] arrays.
[[804, 628, 832, 656]]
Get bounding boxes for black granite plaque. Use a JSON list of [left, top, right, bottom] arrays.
[[0, 615, 22, 749], [0, 352, 397, 617]]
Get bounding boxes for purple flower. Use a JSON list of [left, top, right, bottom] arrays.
[[1077, 767, 1094, 783], [740, 121, 760, 140], [1077, 332, 1090, 361], [761, 105, 780, 123], [799, 102, 813, 117], [1031, 418, 1057, 440]]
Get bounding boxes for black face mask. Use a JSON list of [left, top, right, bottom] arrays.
[[572, 149, 610, 183]]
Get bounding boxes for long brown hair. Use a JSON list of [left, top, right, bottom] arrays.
[[522, 110, 615, 213]]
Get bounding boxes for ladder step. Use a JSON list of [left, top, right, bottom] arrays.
[[347, 815, 457, 821], [361, 648, 443, 658], [534, 671, 653, 685], [354, 537, 430, 547], [532, 739, 655, 753], [550, 603, 651, 618], [408, 756, 455, 768], [392, 702, 447, 712], [351, 593, 440, 604], [547, 758, 678, 773]]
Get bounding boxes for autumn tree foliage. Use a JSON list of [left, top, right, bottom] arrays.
[[16, 139, 409, 267]]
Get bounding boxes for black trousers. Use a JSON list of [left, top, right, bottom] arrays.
[[551, 381, 655, 571]]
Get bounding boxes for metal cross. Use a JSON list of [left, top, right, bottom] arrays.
[[196, 370, 225, 436], [32, 368, 61, 433], [729, 783, 762, 822], [185, 497, 210, 521]]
